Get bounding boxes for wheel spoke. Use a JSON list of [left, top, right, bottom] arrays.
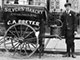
[[14, 43, 21, 54], [25, 37, 36, 40], [31, 44, 36, 48], [20, 44, 22, 54], [25, 37, 36, 44], [20, 43, 24, 54], [23, 43, 25, 50], [0, 38, 5, 45], [24, 31, 34, 39], [22, 27, 28, 37], [24, 43, 28, 51], [13, 43, 20, 49], [28, 44, 32, 51], [13, 37, 19, 42], [13, 42, 19, 47], [0, 38, 4, 42], [14, 26, 20, 37], [10, 41, 18, 50], [0, 41, 4, 45], [24, 43, 28, 54], [20, 25, 23, 37], [8, 30, 17, 37]]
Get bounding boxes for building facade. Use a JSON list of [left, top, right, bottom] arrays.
[[0, 0, 80, 12], [68, 0, 80, 12], [50, 0, 66, 12], [0, 0, 2, 7], [1, 0, 47, 6]]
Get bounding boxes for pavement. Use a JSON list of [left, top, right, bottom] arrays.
[[0, 34, 80, 60], [0, 51, 80, 60]]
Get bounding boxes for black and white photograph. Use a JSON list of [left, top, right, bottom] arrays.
[[0, 0, 80, 60]]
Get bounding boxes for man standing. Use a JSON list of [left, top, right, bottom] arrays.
[[61, 3, 77, 58]]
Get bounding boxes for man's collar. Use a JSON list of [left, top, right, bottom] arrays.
[[66, 10, 71, 13]]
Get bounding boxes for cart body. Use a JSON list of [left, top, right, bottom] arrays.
[[2, 5, 46, 31], [2, 3, 47, 57]]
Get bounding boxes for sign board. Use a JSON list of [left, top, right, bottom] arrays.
[[3, 5, 46, 29]]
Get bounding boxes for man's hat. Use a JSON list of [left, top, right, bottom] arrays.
[[64, 3, 71, 7]]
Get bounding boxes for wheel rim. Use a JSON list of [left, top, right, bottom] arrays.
[[4, 23, 39, 57]]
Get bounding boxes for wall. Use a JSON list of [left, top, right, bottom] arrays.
[[68, 0, 79, 12], [34, 0, 47, 5], [60, 0, 66, 10], [0, 0, 2, 7]]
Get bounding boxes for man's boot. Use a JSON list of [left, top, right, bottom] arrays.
[[71, 45, 76, 58], [63, 52, 70, 57], [71, 53, 76, 58]]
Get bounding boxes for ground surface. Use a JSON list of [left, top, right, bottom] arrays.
[[0, 51, 80, 60], [0, 34, 80, 60]]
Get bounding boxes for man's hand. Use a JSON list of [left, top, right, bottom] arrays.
[[50, 25, 57, 27], [74, 31, 77, 35]]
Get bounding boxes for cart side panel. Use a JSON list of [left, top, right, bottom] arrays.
[[2, 5, 46, 30]]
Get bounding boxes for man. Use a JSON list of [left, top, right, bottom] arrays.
[[61, 3, 77, 58]]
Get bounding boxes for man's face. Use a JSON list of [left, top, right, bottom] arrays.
[[65, 6, 71, 11]]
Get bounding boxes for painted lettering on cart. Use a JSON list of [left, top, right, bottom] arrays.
[[7, 20, 40, 26], [4, 7, 43, 14]]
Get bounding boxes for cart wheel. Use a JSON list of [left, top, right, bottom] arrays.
[[4, 23, 39, 57]]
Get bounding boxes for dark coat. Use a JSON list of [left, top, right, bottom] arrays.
[[61, 10, 77, 38]]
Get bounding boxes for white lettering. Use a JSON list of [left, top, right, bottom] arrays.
[[22, 20, 25, 24], [7, 20, 11, 25], [25, 20, 28, 24], [29, 21, 33, 24], [32, 21, 35, 25], [4, 7, 43, 14], [7, 19, 40, 26], [18, 20, 22, 23], [36, 22, 39, 26], [12, 20, 16, 24]]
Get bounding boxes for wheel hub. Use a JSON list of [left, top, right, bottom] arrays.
[[19, 37, 24, 42], [18, 37, 24, 41]]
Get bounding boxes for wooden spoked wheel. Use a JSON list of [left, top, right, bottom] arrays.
[[4, 23, 39, 57]]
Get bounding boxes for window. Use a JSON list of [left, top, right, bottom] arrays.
[[4, 0, 29, 5], [28, 0, 33, 5], [4, 0, 15, 4], [3, 0, 46, 6]]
